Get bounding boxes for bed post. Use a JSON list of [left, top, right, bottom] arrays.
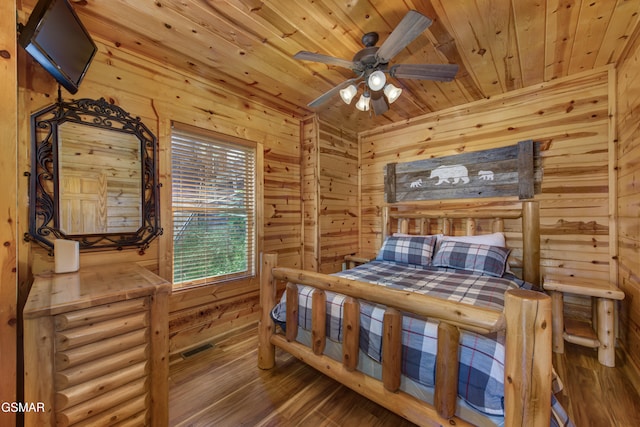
[[522, 201, 540, 288], [258, 252, 278, 369], [503, 200, 551, 426], [504, 289, 552, 426], [382, 205, 390, 241]]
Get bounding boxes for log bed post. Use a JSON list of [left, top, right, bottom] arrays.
[[504, 289, 552, 426], [435, 322, 460, 419], [382, 308, 402, 392], [504, 200, 550, 426], [522, 201, 540, 288], [342, 297, 360, 371], [382, 206, 390, 241], [311, 289, 327, 355], [258, 253, 278, 369], [285, 283, 299, 342]]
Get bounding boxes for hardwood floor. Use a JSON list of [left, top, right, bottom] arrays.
[[552, 343, 640, 427], [169, 324, 640, 426]]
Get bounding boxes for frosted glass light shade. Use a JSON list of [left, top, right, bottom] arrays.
[[368, 70, 386, 91], [355, 93, 371, 111], [384, 83, 402, 103], [339, 85, 358, 104]]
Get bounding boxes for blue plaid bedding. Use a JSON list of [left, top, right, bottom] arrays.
[[271, 260, 573, 425]]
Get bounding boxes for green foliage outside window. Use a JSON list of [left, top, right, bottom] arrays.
[[173, 213, 249, 283]]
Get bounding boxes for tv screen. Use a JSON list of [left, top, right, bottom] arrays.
[[19, 0, 97, 94]]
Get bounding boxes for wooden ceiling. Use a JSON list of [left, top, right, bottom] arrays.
[[22, 0, 640, 132]]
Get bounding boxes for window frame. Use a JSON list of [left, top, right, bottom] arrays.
[[166, 122, 263, 290]]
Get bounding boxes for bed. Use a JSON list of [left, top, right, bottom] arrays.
[[258, 201, 570, 426]]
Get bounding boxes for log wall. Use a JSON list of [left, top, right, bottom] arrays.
[[359, 68, 614, 301], [317, 122, 359, 273], [302, 117, 319, 272], [616, 26, 640, 382], [301, 118, 359, 274], [17, 36, 302, 354]]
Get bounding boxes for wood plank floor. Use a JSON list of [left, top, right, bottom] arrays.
[[169, 324, 640, 426]]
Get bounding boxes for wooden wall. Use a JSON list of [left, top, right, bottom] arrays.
[[301, 116, 319, 272], [318, 122, 359, 273], [616, 26, 640, 381], [1, 1, 18, 424], [359, 68, 614, 298], [302, 119, 359, 274], [17, 35, 302, 354]]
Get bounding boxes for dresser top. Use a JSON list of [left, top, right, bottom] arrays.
[[24, 262, 171, 318]]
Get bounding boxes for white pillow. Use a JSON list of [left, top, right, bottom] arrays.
[[440, 232, 506, 248]]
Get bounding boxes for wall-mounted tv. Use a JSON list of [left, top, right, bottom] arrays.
[[19, 0, 97, 94]]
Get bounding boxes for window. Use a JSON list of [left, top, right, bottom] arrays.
[[171, 124, 257, 287]]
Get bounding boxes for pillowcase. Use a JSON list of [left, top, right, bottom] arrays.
[[376, 235, 437, 266], [439, 232, 506, 248], [432, 241, 511, 277]]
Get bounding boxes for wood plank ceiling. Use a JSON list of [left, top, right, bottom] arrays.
[[21, 0, 640, 132]]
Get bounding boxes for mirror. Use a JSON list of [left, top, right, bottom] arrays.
[[58, 123, 142, 234], [28, 97, 162, 252]]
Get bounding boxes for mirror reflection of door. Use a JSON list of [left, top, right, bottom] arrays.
[[59, 171, 107, 234], [58, 122, 142, 235]]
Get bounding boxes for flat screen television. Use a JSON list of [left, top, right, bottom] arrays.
[[19, 0, 97, 94]]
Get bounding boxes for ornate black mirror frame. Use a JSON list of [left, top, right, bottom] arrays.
[[27, 96, 162, 253]]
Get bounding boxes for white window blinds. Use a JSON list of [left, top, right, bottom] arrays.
[[171, 125, 256, 286]]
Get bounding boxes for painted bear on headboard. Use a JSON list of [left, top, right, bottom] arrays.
[[429, 164, 470, 185]]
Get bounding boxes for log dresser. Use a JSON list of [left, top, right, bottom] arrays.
[[23, 262, 171, 426]]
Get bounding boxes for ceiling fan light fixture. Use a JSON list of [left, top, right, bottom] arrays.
[[339, 84, 358, 104], [355, 93, 371, 111], [293, 11, 459, 116], [368, 70, 386, 91], [384, 83, 402, 103]]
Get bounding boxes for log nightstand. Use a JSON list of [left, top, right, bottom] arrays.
[[543, 274, 625, 367], [344, 255, 371, 270]]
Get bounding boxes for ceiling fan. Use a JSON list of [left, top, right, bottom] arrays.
[[294, 10, 459, 115]]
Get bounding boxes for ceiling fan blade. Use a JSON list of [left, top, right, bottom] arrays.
[[375, 11, 433, 64], [390, 63, 459, 81], [307, 78, 360, 108], [294, 51, 362, 71], [371, 91, 389, 115]]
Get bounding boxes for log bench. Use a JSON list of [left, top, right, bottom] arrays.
[[543, 274, 624, 367]]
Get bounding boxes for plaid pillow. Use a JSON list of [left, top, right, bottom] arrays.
[[375, 235, 437, 266], [432, 241, 511, 277]]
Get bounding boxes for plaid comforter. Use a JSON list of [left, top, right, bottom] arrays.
[[271, 261, 573, 425]]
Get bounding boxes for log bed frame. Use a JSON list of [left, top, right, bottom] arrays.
[[258, 201, 552, 427]]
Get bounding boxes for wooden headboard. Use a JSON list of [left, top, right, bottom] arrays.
[[381, 200, 540, 287]]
